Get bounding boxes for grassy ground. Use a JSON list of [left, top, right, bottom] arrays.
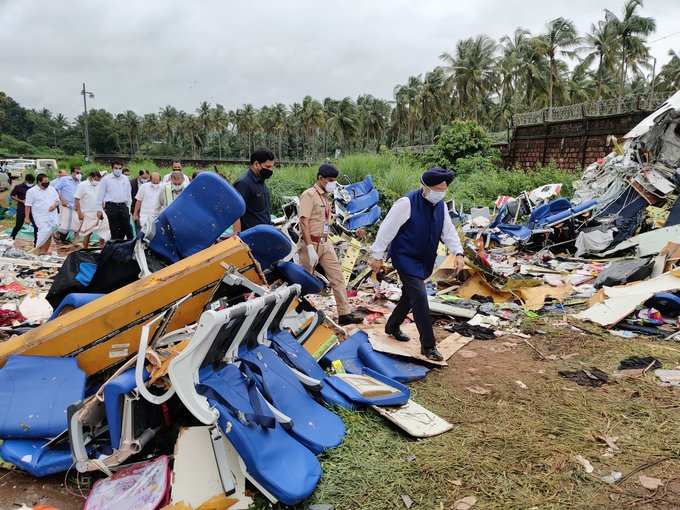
[[250, 318, 680, 510], [0, 312, 677, 509], [61, 152, 578, 213]]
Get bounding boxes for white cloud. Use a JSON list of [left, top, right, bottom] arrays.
[[1, 0, 677, 119]]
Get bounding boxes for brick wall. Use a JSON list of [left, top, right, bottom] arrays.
[[504, 111, 651, 169]]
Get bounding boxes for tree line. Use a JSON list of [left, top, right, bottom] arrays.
[[1, 0, 678, 161]]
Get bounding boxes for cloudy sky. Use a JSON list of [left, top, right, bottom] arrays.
[[2, 0, 679, 119]]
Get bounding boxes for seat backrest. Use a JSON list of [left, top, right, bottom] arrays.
[[150, 173, 245, 263], [168, 287, 296, 425], [239, 225, 293, 272]]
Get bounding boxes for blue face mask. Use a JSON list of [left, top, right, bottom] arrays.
[[113, 169, 122, 177]]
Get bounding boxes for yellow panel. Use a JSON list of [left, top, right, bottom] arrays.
[[0, 237, 263, 375]]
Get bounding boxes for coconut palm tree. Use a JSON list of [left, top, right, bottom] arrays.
[[159, 105, 178, 147], [440, 35, 497, 122], [533, 17, 580, 111], [657, 50, 680, 92], [580, 19, 620, 99], [270, 103, 288, 160], [211, 104, 228, 159], [326, 97, 357, 154], [605, 0, 656, 95], [300, 96, 324, 160]]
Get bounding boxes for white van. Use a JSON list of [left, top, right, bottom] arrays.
[[36, 159, 59, 173], [3, 159, 36, 179]]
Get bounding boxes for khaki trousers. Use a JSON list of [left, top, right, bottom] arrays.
[[298, 241, 351, 316]]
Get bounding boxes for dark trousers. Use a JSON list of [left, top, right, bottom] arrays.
[[11, 207, 38, 246], [385, 270, 435, 349], [104, 202, 133, 241]]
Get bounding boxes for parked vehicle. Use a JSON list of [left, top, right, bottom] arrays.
[[2, 159, 36, 179], [36, 159, 58, 173]]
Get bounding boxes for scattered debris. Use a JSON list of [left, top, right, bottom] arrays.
[[401, 494, 414, 508], [639, 474, 664, 490], [574, 455, 594, 474], [558, 368, 609, 387], [453, 496, 477, 510]]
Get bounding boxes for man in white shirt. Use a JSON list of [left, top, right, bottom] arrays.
[[162, 161, 190, 185], [75, 170, 110, 248], [133, 172, 162, 232], [98, 161, 133, 240], [369, 167, 465, 361], [158, 170, 188, 211], [24, 173, 60, 254]]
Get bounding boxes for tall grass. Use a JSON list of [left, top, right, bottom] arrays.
[[55, 153, 579, 213]]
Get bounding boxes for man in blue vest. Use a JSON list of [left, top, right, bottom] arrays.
[[369, 167, 465, 361]]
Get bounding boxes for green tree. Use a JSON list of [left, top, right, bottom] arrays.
[[605, 0, 656, 95]]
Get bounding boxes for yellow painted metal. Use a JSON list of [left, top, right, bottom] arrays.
[[0, 238, 263, 375]]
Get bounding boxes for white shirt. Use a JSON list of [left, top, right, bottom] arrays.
[[162, 173, 190, 185], [97, 173, 132, 207], [371, 196, 463, 260], [25, 185, 59, 219], [74, 180, 102, 213], [135, 182, 162, 217]]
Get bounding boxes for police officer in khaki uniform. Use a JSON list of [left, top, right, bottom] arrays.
[[298, 164, 362, 326]]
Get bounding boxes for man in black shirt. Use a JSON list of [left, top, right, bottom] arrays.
[[10, 173, 38, 245], [232, 148, 275, 233]]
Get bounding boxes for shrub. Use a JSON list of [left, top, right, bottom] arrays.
[[420, 121, 494, 171]]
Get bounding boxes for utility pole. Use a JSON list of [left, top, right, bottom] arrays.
[[81, 83, 94, 162]]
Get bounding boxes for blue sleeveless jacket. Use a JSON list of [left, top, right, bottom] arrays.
[[388, 190, 445, 279]]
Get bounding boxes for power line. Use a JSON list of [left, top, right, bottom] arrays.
[[649, 30, 680, 44]]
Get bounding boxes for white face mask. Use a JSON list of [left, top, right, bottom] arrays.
[[424, 187, 446, 204], [90, 179, 100, 186], [324, 181, 337, 193]]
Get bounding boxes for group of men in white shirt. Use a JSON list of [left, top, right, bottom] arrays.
[[18, 160, 189, 254]]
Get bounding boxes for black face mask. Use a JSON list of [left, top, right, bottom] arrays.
[[260, 168, 273, 180], [40, 182, 49, 189]]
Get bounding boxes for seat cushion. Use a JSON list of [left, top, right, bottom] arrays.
[[322, 330, 428, 383], [0, 356, 86, 438], [571, 199, 598, 214], [239, 225, 293, 272], [150, 173, 245, 263], [239, 345, 345, 453], [342, 205, 381, 231], [103, 368, 149, 449], [200, 365, 322, 506], [339, 188, 380, 215], [274, 261, 325, 295], [0, 439, 75, 477], [49, 292, 105, 321]]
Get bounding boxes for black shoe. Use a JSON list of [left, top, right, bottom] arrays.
[[421, 346, 444, 362], [385, 325, 410, 342], [338, 312, 363, 326]]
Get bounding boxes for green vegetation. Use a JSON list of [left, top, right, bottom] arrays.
[[250, 318, 680, 509], [67, 146, 576, 214], [1, 0, 675, 161]]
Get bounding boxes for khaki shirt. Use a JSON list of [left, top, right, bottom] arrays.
[[299, 184, 333, 237]]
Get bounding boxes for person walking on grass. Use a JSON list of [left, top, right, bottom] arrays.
[[98, 161, 133, 241], [75, 170, 110, 248], [24, 173, 60, 255], [369, 167, 465, 361], [133, 172, 163, 230], [232, 148, 275, 234], [53, 166, 82, 243], [297, 164, 363, 326], [10, 173, 37, 246], [157, 170, 188, 212]]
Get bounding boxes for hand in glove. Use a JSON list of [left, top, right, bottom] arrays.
[[307, 244, 319, 268]]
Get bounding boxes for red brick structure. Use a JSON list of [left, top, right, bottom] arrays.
[[503, 111, 651, 170]]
